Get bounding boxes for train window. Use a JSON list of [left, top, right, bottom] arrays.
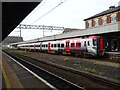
[[84, 41, 86, 46], [93, 39, 97, 46], [46, 44, 48, 47], [71, 43, 75, 47], [42, 45, 43, 47], [31, 45, 34, 47], [36, 45, 38, 47], [61, 44, 64, 48], [58, 44, 60, 48], [88, 41, 90, 46], [54, 44, 56, 47], [43, 45, 45, 47], [76, 43, 81, 47], [51, 44, 53, 47]]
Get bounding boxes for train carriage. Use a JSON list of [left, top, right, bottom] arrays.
[[17, 35, 104, 57]]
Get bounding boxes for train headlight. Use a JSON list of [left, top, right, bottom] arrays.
[[92, 47, 97, 50]]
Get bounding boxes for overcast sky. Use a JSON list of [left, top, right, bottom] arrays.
[[9, 0, 120, 41]]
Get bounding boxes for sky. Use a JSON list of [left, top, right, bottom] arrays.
[[8, 0, 120, 41]]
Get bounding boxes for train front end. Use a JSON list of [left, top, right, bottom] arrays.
[[92, 36, 104, 56]]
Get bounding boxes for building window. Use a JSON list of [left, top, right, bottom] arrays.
[[102, 17, 107, 25], [111, 15, 116, 24], [95, 18, 99, 27], [88, 20, 92, 28]]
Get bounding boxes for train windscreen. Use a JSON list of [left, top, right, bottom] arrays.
[[93, 39, 97, 46]]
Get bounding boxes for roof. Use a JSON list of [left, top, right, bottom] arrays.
[[2, 2, 41, 41], [2, 36, 23, 45], [17, 22, 120, 44], [62, 28, 83, 33], [84, 5, 120, 21]]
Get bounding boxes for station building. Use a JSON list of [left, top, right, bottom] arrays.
[[84, 5, 120, 52], [10, 3, 120, 53]]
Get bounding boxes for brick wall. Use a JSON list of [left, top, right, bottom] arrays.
[[85, 21, 88, 29], [107, 15, 111, 23], [85, 11, 120, 29], [92, 19, 95, 27], [98, 17, 102, 26]]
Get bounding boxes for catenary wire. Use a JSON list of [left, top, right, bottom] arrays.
[[30, 0, 67, 24]]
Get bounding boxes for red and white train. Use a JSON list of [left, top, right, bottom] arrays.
[[17, 36, 104, 57]]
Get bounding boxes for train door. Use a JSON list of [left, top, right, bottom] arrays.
[[65, 40, 70, 52], [111, 39, 118, 51], [48, 42, 51, 51], [97, 37, 104, 56]]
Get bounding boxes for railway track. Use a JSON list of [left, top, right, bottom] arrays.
[[34, 50, 120, 63], [4, 51, 84, 90], [4, 51, 119, 89]]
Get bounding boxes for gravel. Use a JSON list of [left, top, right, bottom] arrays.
[[4, 49, 120, 81]]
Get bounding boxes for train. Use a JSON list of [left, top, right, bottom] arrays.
[[17, 35, 104, 57]]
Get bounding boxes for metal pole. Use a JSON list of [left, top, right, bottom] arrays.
[[20, 24, 21, 37], [43, 25, 44, 37]]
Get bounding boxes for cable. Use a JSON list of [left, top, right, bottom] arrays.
[[30, 0, 48, 16], [30, 0, 66, 24]]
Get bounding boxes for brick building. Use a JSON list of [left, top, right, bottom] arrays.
[[84, 6, 120, 29], [84, 5, 120, 52]]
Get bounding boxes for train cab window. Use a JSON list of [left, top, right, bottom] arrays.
[[93, 39, 97, 46], [88, 41, 90, 46], [84, 41, 86, 46], [71, 43, 75, 47], [58, 44, 60, 48], [76, 43, 81, 47]]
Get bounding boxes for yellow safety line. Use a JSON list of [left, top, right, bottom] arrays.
[[2, 65, 11, 89]]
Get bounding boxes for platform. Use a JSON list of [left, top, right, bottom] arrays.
[[2, 51, 54, 89], [104, 51, 120, 61]]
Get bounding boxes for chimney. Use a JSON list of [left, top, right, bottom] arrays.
[[109, 6, 115, 9]]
